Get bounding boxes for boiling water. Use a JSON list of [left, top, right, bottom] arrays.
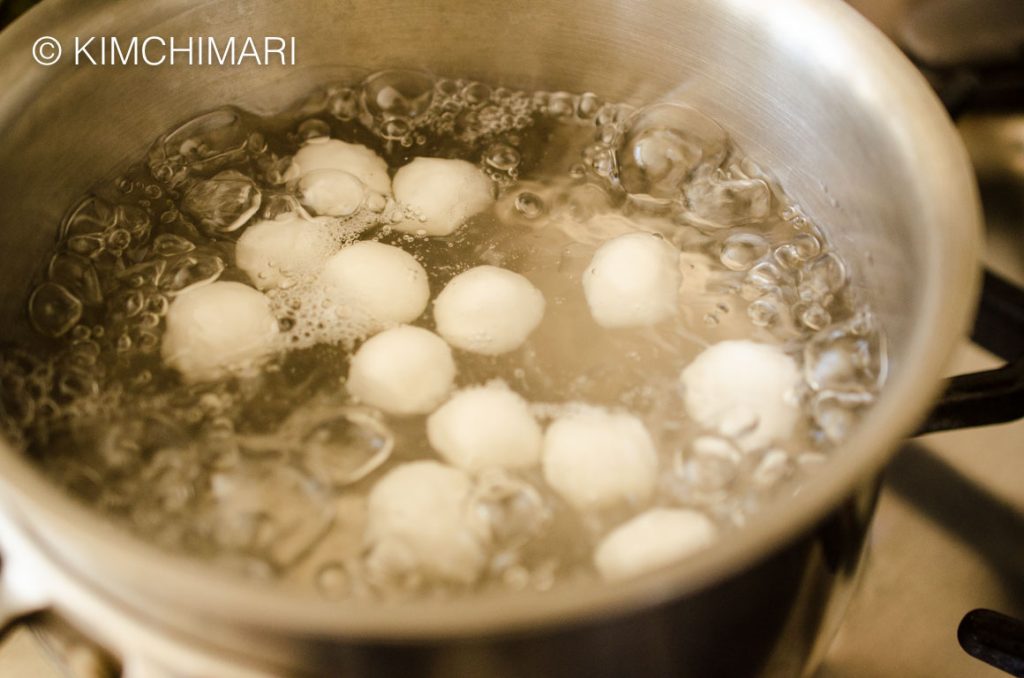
[[0, 70, 885, 598]]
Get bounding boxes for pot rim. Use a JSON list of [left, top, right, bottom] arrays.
[[0, 0, 982, 644]]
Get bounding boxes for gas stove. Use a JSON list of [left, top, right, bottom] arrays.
[[0, 1, 1022, 676], [819, 2, 1024, 676]]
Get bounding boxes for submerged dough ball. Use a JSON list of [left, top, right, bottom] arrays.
[[594, 509, 716, 581], [236, 215, 329, 290], [434, 266, 545, 355], [347, 325, 455, 416], [320, 241, 430, 330], [162, 281, 279, 382], [542, 407, 658, 511], [286, 138, 391, 196], [680, 340, 801, 452], [298, 169, 366, 217], [365, 461, 489, 585], [427, 383, 543, 472], [583, 232, 681, 328], [392, 158, 494, 236]]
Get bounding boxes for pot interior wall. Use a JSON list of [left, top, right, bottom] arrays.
[[0, 0, 936, 364]]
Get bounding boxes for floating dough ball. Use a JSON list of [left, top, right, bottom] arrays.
[[320, 241, 430, 331], [582, 232, 681, 328], [365, 461, 489, 585], [434, 265, 545, 355], [427, 383, 543, 472], [347, 325, 455, 416], [285, 138, 391, 196], [236, 215, 329, 290], [297, 169, 366, 217], [542, 407, 658, 511], [680, 340, 801, 452], [594, 509, 716, 581], [162, 281, 279, 382], [392, 157, 494, 236]]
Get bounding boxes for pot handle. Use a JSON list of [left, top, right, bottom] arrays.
[[917, 269, 1024, 434], [958, 608, 1024, 677]]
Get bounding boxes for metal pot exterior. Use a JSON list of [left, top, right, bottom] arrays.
[[0, 0, 981, 675], [5, 480, 876, 677]]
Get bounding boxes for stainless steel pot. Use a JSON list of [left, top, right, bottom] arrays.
[[0, 0, 985, 676]]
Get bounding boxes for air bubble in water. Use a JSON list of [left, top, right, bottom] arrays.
[[746, 261, 783, 291], [153, 233, 195, 257], [327, 87, 359, 121], [773, 243, 802, 270], [575, 93, 602, 120], [720, 233, 769, 271], [106, 229, 131, 252], [686, 175, 772, 227], [300, 407, 394, 488], [29, 283, 83, 338], [463, 82, 491, 105], [748, 297, 781, 328], [297, 118, 331, 141], [384, 118, 413, 141], [117, 205, 152, 245], [582, 143, 617, 179], [66, 234, 105, 258], [513, 192, 544, 219], [161, 253, 225, 295], [61, 196, 116, 240], [181, 170, 262, 234], [206, 461, 334, 570], [484, 142, 521, 172], [56, 368, 98, 401], [362, 69, 435, 133], [675, 436, 740, 501], [119, 260, 168, 290], [812, 390, 874, 443], [121, 290, 145, 317], [153, 107, 250, 185], [470, 469, 551, 550], [48, 253, 103, 306], [246, 131, 268, 154], [791, 233, 821, 260], [799, 253, 847, 302], [618, 103, 728, 202], [547, 92, 576, 118], [798, 302, 831, 331], [804, 311, 884, 392]]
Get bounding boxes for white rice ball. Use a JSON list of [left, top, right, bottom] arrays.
[[582, 232, 681, 328], [235, 215, 330, 290], [347, 325, 455, 416], [392, 158, 494, 236], [285, 138, 391, 196], [542, 407, 658, 511], [427, 383, 543, 472], [434, 265, 545, 355], [680, 340, 802, 452], [365, 461, 489, 585], [297, 169, 366, 217], [320, 241, 430, 330], [594, 509, 716, 581], [162, 281, 279, 382]]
